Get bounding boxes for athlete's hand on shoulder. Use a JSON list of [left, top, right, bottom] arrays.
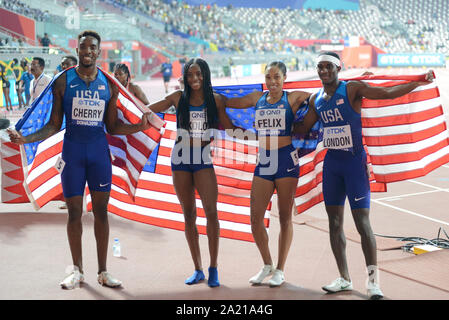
[[7, 128, 27, 145]]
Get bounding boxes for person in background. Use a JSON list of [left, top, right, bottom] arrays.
[[19, 60, 33, 108], [161, 58, 173, 94], [29, 57, 52, 105], [1, 66, 12, 111], [13, 59, 25, 110], [54, 55, 78, 76], [113, 63, 150, 105], [41, 33, 51, 53]]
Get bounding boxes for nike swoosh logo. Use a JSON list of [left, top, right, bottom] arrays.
[[287, 168, 296, 172], [70, 84, 79, 88], [99, 183, 110, 187], [355, 196, 366, 201]]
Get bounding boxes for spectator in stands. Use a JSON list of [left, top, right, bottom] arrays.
[[1, 66, 13, 111], [29, 57, 52, 105], [40, 33, 51, 53], [113, 63, 150, 105], [161, 58, 173, 94]]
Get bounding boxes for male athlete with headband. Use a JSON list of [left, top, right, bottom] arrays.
[[294, 51, 433, 299]]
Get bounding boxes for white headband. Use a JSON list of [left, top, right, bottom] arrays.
[[317, 55, 341, 67]]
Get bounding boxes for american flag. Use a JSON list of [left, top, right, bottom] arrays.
[[2, 74, 448, 242], [86, 113, 265, 242], [4, 67, 165, 210]]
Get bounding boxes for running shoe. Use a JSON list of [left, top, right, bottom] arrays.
[[97, 271, 122, 288], [268, 269, 285, 287], [249, 264, 275, 284], [367, 282, 384, 300], [322, 277, 353, 293], [60, 271, 84, 290]]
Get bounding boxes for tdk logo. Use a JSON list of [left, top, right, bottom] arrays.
[[326, 127, 346, 134], [78, 100, 101, 106]]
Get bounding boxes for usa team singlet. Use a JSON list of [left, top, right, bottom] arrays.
[[61, 68, 112, 197], [315, 81, 370, 209], [254, 91, 299, 181], [171, 103, 214, 173]]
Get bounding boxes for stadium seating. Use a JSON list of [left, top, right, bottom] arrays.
[[103, 0, 448, 55]]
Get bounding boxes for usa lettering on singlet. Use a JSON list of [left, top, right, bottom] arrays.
[[72, 90, 105, 126], [189, 110, 208, 138], [255, 108, 286, 136]]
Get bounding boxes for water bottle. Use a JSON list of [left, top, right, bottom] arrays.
[[112, 238, 121, 257]]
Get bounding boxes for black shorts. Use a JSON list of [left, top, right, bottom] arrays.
[[2, 80, 10, 89], [163, 75, 171, 82]]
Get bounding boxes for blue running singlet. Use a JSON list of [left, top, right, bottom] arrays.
[[254, 91, 294, 137], [60, 68, 113, 197], [253, 91, 299, 181], [315, 81, 370, 209], [171, 104, 214, 172]]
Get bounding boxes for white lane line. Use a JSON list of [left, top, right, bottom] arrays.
[[373, 189, 442, 201], [372, 199, 449, 226], [408, 180, 449, 192]]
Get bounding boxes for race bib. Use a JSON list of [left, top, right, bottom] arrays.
[[55, 157, 66, 174], [290, 149, 299, 166], [323, 124, 353, 150], [255, 109, 286, 135], [72, 97, 105, 126], [189, 110, 208, 138]]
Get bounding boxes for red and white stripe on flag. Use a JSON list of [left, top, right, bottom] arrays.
[[361, 78, 449, 183], [87, 114, 268, 242], [20, 89, 164, 210], [22, 131, 65, 209], [1, 139, 29, 203], [107, 93, 165, 197]]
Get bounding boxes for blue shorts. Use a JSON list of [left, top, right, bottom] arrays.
[[254, 144, 300, 181], [322, 149, 370, 209], [171, 143, 213, 173], [61, 136, 112, 198]]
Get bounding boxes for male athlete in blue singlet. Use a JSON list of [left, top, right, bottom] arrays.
[[294, 52, 434, 299], [8, 30, 152, 290]]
